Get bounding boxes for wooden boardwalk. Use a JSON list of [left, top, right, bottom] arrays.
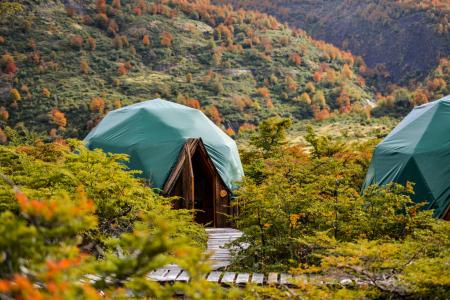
[[147, 228, 301, 286], [206, 227, 242, 270]]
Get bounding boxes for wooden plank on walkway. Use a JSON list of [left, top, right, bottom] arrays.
[[162, 268, 182, 282], [206, 271, 222, 283], [267, 272, 279, 285], [235, 273, 250, 285], [148, 268, 169, 281], [280, 273, 292, 285], [221, 272, 236, 284], [251, 273, 264, 285], [176, 270, 190, 282]]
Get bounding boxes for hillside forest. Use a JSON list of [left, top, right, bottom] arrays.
[[0, 1, 449, 299]]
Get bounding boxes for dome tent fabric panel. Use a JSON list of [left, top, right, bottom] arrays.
[[84, 99, 244, 191], [363, 95, 450, 218]]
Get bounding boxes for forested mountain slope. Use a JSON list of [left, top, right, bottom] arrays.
[[0, 0, 372, 139], [214, 0, 450, 85]]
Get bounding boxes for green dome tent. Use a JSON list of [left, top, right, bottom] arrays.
[[84, 99, 244, 191], [363, 95, 450, 218]]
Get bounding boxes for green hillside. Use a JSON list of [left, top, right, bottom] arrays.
[[0, 0, 373, 139]]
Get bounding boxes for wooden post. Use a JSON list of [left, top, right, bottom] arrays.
[[182, 142, 195, 210]]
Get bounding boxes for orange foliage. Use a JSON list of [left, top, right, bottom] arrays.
[[143, 34, 151, 46], [313, 71, 322, 82], [117, 63, 128, 75], [160, 31, 173, 47], [337, 89, 351, 113], [2, 53, 16, 75], [108, 19, 119, 34], [186, 98, 201, 109], [42, 88, 51, 97], [411, 89, 429, 106], [266, 98, 274, 109], [95, 0, 106, 13], [95, 13, 109, 28], [90, 97, 105, 114], [113, 100, 122, 109], [280, 36, 290, 46], [112, 0, 121, 9], [239, 123, 256, 133], [70, 35, 83, 49], [0, 106, 9, 121], [133, 7, 142, 15], [80, 60, 89, 74], [289, 53, 302, 66], [49, 128, 57, 138], [285, 76, 298, 93], [341, 64, 354, 79], [30, 51, 40, 65], [225, 127, 235, 136], [256, 86, 270, 98], [238, 123, 256, 133], [206, 106, 222, 124], [88, 36, 96, 50], [10, 88, 21, 103], [50, 108, 67, 128], [314, 107, 331, 121]]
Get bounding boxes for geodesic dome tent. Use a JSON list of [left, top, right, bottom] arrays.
[[362, 95, 450, 219], [84, 99, 244, 226]]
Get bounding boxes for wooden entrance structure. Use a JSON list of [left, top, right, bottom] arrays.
[[162, 138, 232, 227]]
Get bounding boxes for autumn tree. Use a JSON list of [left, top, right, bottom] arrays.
[[285, 75, 298, 93], [9, 88, 21, 103], [314, 107, 331, 120], [80, 60, 89, 74], [90, 97, 106, 114], [50, 108, 67, 128], [112, 0, 121, 10], [305, 82, 315, 93], [160, 31, 173, 47], [225, 127, 235, 136], [2, 53, 16, 75], [312, 90, 326, 107], [69, 35, 83, 49], [108, 19, 119, 34], [341, 63, 354, 79], [206, 105, 222, 124], [313, 71, 322, 82], [95, 13, 109, 28], [113, 99, 122, 109], [186, 98, 201, 109], [256, 86, 270, 98], [142, 34, 151, 46], [95, 0, 106, 13], [411, 89, 429, 106], [0, 106, 9, 121], [289, 53, 301, 66], [117, 63, 128, 75], [296, 92, 311, 104], [87, 36, 96, 50], [337, 89, 351, 113], [42, 88, 51, 97]]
